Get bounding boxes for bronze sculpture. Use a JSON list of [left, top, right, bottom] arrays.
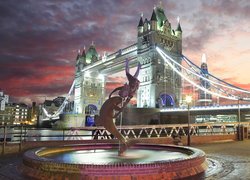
[[95, 59, 141, 156]]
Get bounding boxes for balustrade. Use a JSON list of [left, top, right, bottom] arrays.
[[0, 122, 248, 143]]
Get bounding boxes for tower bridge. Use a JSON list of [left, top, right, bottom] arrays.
[[73, 4, 182, 120], [40, 3, 250, 127]]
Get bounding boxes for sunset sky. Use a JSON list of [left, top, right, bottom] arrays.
[[0, 0, 249, 105]]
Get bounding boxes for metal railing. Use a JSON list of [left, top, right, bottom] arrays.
[[1, 122, 249, 143]]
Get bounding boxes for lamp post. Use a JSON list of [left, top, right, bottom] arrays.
[[237, 98, 242, 140], [186, 95, 192, 146], [238, 98, 241, 124]]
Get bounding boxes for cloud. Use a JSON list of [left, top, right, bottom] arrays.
[[0, 0, 249, 106]]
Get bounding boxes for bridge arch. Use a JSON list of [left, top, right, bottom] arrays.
[[85, 104, 97, 126], [158, 93, 175, 108]]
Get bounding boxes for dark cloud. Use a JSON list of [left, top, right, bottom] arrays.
[[0, 0, 248, 105], [0, 0, 156, 104], [201, 0, 250, 18], [182, 0, 250, 52]]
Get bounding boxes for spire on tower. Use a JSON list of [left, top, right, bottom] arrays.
[[176, 16, 182, 32], [76, 49, 81, 60], [158, 1, 163, 9], [138, 15, 144, 27], [150, 9, 157, 21], [82, 46, 86, 57]]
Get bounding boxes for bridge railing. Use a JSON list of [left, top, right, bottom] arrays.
[[106, 43, 137, 61], [0, 122, 249, 143]]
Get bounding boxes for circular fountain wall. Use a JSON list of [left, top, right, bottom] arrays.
[[21, 143, 207, 179]]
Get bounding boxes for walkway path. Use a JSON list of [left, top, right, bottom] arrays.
[[195, 140, 250, 180]]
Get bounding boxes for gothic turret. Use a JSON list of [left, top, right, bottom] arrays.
[[175, 17, 182, 38], [81, 46, 86, 57], [76, 49, 81, 60], [76, 48, 86, 72], [150, 8, 157, 31], [154, 5, 167, 31], [86, 43, 98, 64], [137, 14, 144, 35]]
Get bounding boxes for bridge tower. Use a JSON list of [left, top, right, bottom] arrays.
[[136, 4, 182, 108], [74, 44, 105, 125]]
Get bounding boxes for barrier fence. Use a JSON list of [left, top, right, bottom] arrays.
[[1, 122, 249, 143], [1, 122, 249, 155]]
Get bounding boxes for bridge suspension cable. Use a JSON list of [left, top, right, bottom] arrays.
[[156, 46, 250, 101], [182, 55, 250, 94], [42, 80, 75, 119]]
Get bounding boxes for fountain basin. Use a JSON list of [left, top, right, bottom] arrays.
[[21, 143, 207, 179]]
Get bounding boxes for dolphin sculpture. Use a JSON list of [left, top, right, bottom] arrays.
[[94, 59, 141, 156], [94, 96, 127, 145]]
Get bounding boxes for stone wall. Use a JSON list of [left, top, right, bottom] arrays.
[[122, 108, 160, 125], [55, 114, 85, 128]]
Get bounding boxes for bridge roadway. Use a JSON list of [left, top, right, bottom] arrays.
[[42, 104, 250, 127], [160, 104, 250, 119]]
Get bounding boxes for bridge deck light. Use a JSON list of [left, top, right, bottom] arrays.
[[185, 95, 192, 104]]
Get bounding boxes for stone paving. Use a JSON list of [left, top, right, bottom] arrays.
[[196, 140, 250, 180], [0, 140, 249, 179]]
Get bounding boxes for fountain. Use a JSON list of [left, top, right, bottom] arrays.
[[21, 59, 208, 179]]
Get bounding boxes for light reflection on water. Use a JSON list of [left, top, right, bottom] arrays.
[[43, 149, 188, 164]]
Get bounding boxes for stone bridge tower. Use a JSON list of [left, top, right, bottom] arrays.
[[136, 4, 182, 108], [74, 44, 105, 125], [73, 3, 183, 125]]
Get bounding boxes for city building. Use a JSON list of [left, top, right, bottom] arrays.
[[30, 102, 39, 126], [0, 90, 9, 111], [0, 104, 12, 125], [0, 91, 11, 125], [0, 103, 29, 125], [12, 103, 29, 125]]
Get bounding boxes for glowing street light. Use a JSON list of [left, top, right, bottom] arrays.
[[186, 95, 192, 104], [185, 95, 192, 146]]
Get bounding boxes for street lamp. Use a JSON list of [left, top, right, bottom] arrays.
[[238, 98, 241, 124], [237, 98, 242, 140], [186, 95, 192, 146]]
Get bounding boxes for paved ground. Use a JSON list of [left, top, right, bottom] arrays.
[[0, 140, 249, 179], [195, 140, 250, 180], [0, 153, 24, 180]]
